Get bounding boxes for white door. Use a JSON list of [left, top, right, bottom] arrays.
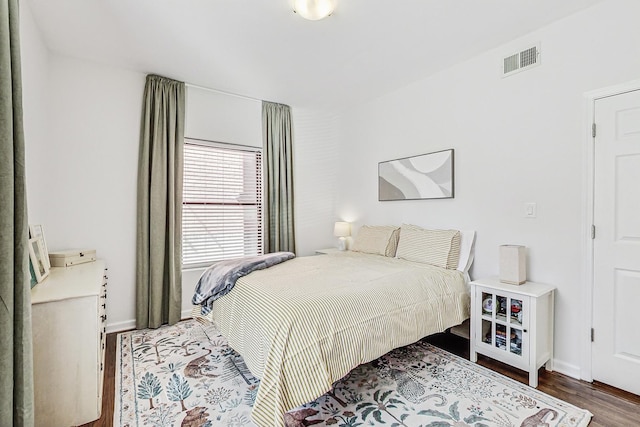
[[592, 89, 640, 395]]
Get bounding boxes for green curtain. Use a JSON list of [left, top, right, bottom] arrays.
[[0, 0, 34, 425], [136, 75, 185, 329], [262, 101, 296, 253]]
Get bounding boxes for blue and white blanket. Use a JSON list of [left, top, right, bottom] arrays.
[[192, 251, 295, 315]]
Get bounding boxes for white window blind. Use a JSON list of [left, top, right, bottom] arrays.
[[182, 139, 263, 268]]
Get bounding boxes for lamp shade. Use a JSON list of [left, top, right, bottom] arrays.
[[293, 0, 336, 20], [333, 221, 351, 237]]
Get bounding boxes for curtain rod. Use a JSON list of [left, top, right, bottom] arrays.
[[185, 83, 262, 103]]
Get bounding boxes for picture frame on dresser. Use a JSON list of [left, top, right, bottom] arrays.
[[28, 237, 49, 283], [28, 260, 37, 288], [29, 224, 50, 269]]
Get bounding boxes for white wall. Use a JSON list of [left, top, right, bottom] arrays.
[[185, 86, 261, 148], [41, 56, 145, 331], [291, 108, 342, 255], [331, 0, 640, 377], [20, 0, 50, 217], [22, 0, 146, 331]]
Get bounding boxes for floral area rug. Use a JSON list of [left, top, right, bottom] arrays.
[[115, 319, 592, 427]]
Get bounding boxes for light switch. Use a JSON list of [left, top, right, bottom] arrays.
[[525, 202, 537, 218]]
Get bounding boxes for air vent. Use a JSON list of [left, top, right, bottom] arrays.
[[502, 44, 540, 77]]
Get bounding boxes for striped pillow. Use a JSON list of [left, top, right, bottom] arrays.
[[351, 225, 400, 257], [396, 224, 461, 269], [387, 227, 400, 257]]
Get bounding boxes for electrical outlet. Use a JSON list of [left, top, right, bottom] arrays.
[[525, 202, 537, 218]]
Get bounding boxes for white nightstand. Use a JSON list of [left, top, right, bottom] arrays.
[[470, 277, 555, 388], [315, 248, 342, 255]]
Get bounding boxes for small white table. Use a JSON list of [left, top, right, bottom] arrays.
[[470, 277, 555, 388]]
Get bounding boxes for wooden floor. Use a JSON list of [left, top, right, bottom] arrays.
[[84, 331, 640, 427]]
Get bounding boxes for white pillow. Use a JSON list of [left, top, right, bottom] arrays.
[[351, 225, 400, 257], [396, 224, 461, 269], [456, 230, 476, 273]]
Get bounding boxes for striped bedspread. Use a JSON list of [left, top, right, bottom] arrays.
[[199, 251, 469, 427]]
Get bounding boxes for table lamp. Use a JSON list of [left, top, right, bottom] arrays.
[[334, 221, 351, 251]]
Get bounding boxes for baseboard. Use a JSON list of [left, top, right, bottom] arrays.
[[106, 319, 136, 334], [551, 358, 581, 380], [106, 309, 195, 334]]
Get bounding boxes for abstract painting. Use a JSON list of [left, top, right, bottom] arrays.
[[379, 149, 454, 201]]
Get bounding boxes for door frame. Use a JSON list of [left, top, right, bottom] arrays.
[[582, 79, 640, 382]]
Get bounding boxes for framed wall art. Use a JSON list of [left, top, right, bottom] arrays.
[[378, 149, 454, 201]]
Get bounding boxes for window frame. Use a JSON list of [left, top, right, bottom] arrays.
[[182, 138, 264, 269]]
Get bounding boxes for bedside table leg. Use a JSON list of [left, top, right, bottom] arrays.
[[529, 369, 538, 388], [545, 358, 554, 372], [470, 327, 478, 363]]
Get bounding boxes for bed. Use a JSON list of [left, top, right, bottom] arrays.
[[193, 225, 476, 427]]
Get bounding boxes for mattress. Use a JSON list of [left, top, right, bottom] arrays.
[[202, 251, 469, 427]]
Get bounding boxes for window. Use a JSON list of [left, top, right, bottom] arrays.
[[182, 139, 263, 268]]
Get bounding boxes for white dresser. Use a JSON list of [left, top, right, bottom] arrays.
[[31, 260, 108, 427]]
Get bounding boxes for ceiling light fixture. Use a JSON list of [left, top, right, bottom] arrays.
[[293, 0, 336, 21]]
